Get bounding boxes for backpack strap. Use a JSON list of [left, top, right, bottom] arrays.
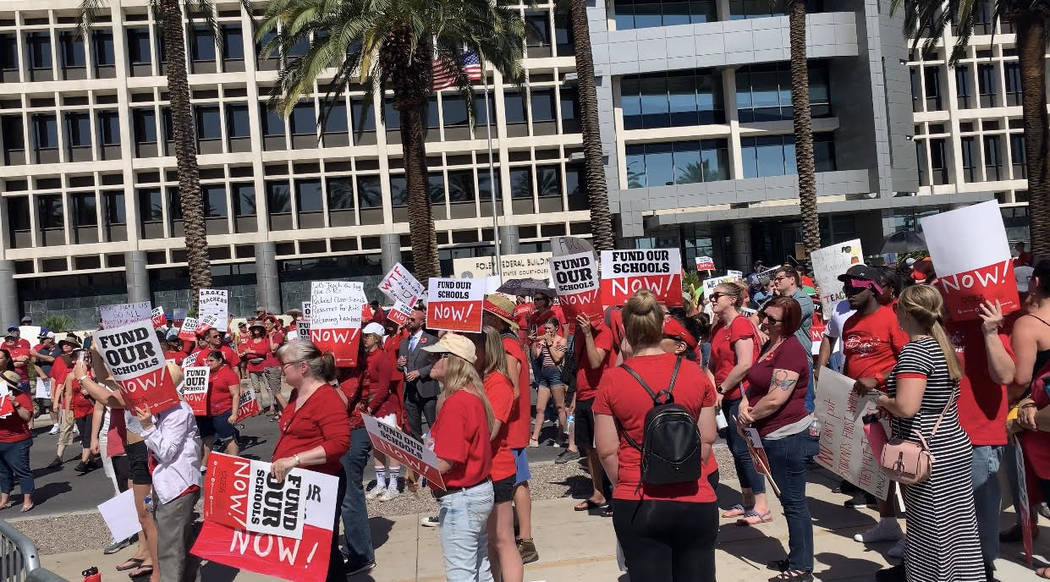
[[617, 356, 683, 452]]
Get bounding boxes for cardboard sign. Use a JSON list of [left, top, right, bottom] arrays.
[[179, 317, 201, 341], [695, 256, 716, 271], [426, 278, 484, 333], [453, 252, 554, 284], [182, 350, 202, 370], [151, 306, 167, 329], [921, 200, 1021, 320], [600, 249, 683, 307], [181, 366, 210, 416], [94, 321, 181, 415], [199, 289, 229, 327], [378, 263, 425, 307], [701, 273, 743, 298], [100, 301, 153, 329], [386, 301, 413, 326], [362, 415, 445, 490], [811, 239, 864, 318], [193, 453, 339, 582], [813, 368, 890, 501], [238, 388, 260, 419], [310, 281, 365, 367], [98, 490, 143, 545], [549, 251, 603, 323]]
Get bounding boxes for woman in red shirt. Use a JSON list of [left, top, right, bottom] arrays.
[[58, 351, 97, 474], [199, 351, 242, 461], [262, 317, 285, 419], [593, 290, 718, 581], [270, 340, 351, 581], [243, 324, 272, 415], [708, 279, 767, 522], [474, 326, 521, 582], [357, 323, 400, 502], [0, 371, 34, 512], [421, 333, 496, 581]]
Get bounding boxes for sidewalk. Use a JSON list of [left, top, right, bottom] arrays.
[[39, 472, 1044, 581]]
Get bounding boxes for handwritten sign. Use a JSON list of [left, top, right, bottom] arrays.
[[100, 302, 153, 329], [362, 415, 444, 490], [94, 321, 180, 415], [310, 281, 364, 367], [695, 256, 716, 271], [181, 367, 210, 416], [426, 278, 484, 333], [702, 273, 743, 298], [810, 239, 864, 318], [378, 263, 425, 307], [550, 251, 603, 323], [198, 289, 229, 327], [600, 249, 683, 307]]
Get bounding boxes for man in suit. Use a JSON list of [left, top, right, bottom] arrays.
[[397, 308, 439, 439]]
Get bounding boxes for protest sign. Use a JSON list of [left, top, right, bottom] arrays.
[[34, 378, 51, 400], [727, 269, 744, 279], [172, 308, 187, 329], [921, 200, 1021, 321], [811, 239, 864, 318], [426, 278, 484, 333], [701, 273, 743, 298], [94, 320, 180, 414], [151, 306, 166, 329], [549, 252, 603, 323], [386, 300, 413, 326], [179, 317, 201, 341], [453, 252, 553, 284], [301, 301, 311, 321], [193, 453, 339, 582], [181, 367, 210, 416], [600, 249, 683, 307], [238, 388, 260, 419], [378, 263, 425, 306], [362, 415, 445, 490], [814, 368, 890, 500], [743, 427, 771, 476], [695, 256, 715, 271], [296, 321, 310, 341], [310, 281, 364, 367], [98, 490, 142, 544], [181, 350, 201, 370], [100, 301, 152, 329], [198, 289, 229, 326], [551, 236, 595, 257]]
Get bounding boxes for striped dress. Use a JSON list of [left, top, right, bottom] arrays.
[[887, 337, 983, 582]]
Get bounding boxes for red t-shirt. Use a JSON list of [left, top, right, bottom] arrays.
[[338, 368, 364, 429], [745, 337, 812, 437], [573, 324, 616, 401], [593, 353, 717, 502], [50, 356, 69, 385], [483, 372, 517, 482], [107, 410, 127, 458], [430, 389, 492, 489], [70, 378, 95, 418], [207, 365, 240, 416], [273, 385, 351, 475], [243, 337, 272, 374], [363, 349, 396, 418], [5, 343, 31, 382], [262, 332, 285, 368], [842, 306, 909, 381], [527, 307, 567, 338], [948, 321, 1012, 446], [0, 392, 32, 442], [384, 332, 406, 382], [514, 303, 532, 333], [502, 336, 531, 448], [709, 315, 759, 400], [163, 350, 185, 365], [196, 344, 242, 370]]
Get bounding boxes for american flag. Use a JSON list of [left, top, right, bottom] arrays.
[[432, 50, 482, 91]]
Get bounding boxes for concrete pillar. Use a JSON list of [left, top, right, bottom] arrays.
[[731, 220, 752, 272], [380, 233, 401, 275], [0, 261, 19, 326], [499, 225, 520, 255], [254, 242, 281, 313], [124, 251, 150, 304]]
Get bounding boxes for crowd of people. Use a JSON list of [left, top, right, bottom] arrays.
[[2, 244, 1050, 582]]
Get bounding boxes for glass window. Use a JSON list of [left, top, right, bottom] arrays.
[[92, 30, 115, 66], [222, 25, 244, 60], [33, 114, 57, 149], [1005, 62, 1021, 105], [673, 141, 702, 184], [260, 104, 285, 136], [196, 106, 221, 139], [383, 100, 400, 131], [2, 116, 23, 150], [60, 31, 86, 68], [524, 13, 550, 47], [955, 66, 972, 108], [645, 142, 675, 186], [554, 11, 574, 56], [428, 173, 445, 204], [447, 170, 475, 203], [127, 28, 151, 64], [0, 34, 17, 70], [162, 108, 173, 142], [504, 93, 527, 124], [351, 98, 375, 131], [97, 111, 120, 145], [623, 69, 725, 129], [290, 103, 316, 135], [700, 139, 730, 181], [226, 104, 250, 138], [232, 183, 256, 216], [138, 188, 163, 222], [358, 176, 382, 208], [71, 193, 97, 227], [625, 144, 646, 188], [978, 63, 997, 106], [266, 180, 291, 213], [105, 191, 125, 224], [327, 178, 354, 210], [191, 26, 215, 61], [478, 171, 501, 201], [296, 179, 323, 212], [961, 136, 977, 181], [473, 95, 493, 126], [7, 197, 30, 231], [65, 112, 91, 147], [814, 133, 836, 172], [560, 87, 578, 125], [530, 89, 556, 122], [168, 188, 182, 220], [667, 73, 698, 126], [323, 102, 348, 133], [286, 35, 309, 58], [614, 0, 717, 28], [37, 195, 64, 229], [1011, 133, 1027, 178], [26, 32, 51, 69], [621, 77, 642, 130], [203, 185, 227, 217], [736, 62, 828, 122], [426, 98, 440, 129], [536, 166, 561, 197], [510, 168, 532, 199], [984, 135, 1004, 181], [389, 175, 407, 207], [442, 96, 468, 127], [639, 76, 669, 128]]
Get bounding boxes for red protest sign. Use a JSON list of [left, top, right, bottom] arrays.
[[378, 262, 425, 307], [238, 388, 260, 419], [310, 281, 365, 368], [936, 260, 1022, 321], [94, 321, 181, 414], [180, 366, 209, 416], [695, 256, 715, 271], [362, 415, 445, 490], [426, 278, 484, 333], [600, 249, 683, 308], [550, 252, 603, 323], [386, 301, 412, 326], [151, 306, 166, 329]]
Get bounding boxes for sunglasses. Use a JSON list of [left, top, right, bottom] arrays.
[[758, 312, 783, 325], [708, 292, 725, 303]]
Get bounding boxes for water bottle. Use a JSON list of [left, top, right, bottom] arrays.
[[566, 413, 575, 433], [809, 417, 822, 438], [143, 495, 154, 514], [715, 409, 728, 431]]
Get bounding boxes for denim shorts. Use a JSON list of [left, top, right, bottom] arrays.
[[512, 448, 531, 486], [535, 366, 564, 389]]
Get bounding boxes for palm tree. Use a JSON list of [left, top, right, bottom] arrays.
[[81, 0, 214, 310], [567, 0, 614, 250], [893, 0, 1050, 259], [259, 0, 525, 281], [786, 0, 820, 255]]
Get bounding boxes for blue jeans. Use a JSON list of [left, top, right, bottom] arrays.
[[0, 438, 33, 495], [971, 445, 1003, 567], [722, 398, 765, 495], [340, 428, 374, 569], [763, 430, 819, 572], [438, 480, 494, 582]]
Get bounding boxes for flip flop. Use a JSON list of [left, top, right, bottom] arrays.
[[19, 504, 32, 513], [721, 503, 750, 518], [737, 509, 773, 526], [115, 558, 144, 572], [574, 499, 604, 512], [127, 565, 153, 578]]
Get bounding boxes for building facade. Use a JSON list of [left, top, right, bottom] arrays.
[[0, 0, 1037, 328]]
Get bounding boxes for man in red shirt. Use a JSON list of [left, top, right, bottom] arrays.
[[197, 328, 241, 370], [3, 332, 31, 388], [5, 325, 30, 351], [571, 310, 616, 518]]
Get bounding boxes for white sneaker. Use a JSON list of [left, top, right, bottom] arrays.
[[420, 516, 439, 527], [853, 519, 903, 543], [48, 425, 59, 435], [379, 487, 399, 502], [886, 538, 907, 560], [72, 425, 80, 436], [365, 484, 385, 500]]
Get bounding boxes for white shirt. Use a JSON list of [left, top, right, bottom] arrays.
[[824, 300, 856, 357], [140, 402, 202, 504]]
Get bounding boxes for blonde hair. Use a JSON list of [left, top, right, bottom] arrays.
[[716, 280, 748, 308], [897, 285, 962, 381], [477, 326, 514, 396], [441, 354, 496, 434], [622, 289, 664, 349], [275, 339, 337, 382]]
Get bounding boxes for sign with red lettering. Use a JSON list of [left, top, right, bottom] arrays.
[[198, 289, 229, 328], [386, 301, 412, 326], [599, 249, 683, 308], [378, 262, 425, 307], [94, 320, 180, 415], [362, 415, 445, 490], [921, 200, 1021, 321], [151, 306, 166, 329], [814, 368, 890, 500], [238, 388, 260, 419], [172, 308, 187, 329], [192, 453, 339, 582], [309, 281, 365, 367], [694, 256, 715, 271], [743, 428, 771, 475], [550, 252, 603, 324], [181, 366, 209, 416], [426, 278, 484, 333], [179, 318, 201, 341]]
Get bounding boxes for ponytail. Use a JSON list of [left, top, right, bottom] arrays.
[[897, 285, 962, 381], [929, 321, 962, 382]]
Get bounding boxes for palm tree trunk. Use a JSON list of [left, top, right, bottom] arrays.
[[1015, 13, 1050, 260], [569, 0, 613, 250], [159, 0, 211, 311], [789, 0, 819, 255]]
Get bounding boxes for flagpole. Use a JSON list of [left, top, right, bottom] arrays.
[[480, 56, 503, 282]]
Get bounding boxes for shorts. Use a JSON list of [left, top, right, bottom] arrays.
[[493, 474, 516, 503], [535, 366, 564, 389], [112, 455, 131, 493], [75, 415, 93, 449], [126, 441, 151, 486], [573, 398, 597, 452], [196, 416, 215, 439], [512, 448, 531, 486], [210, 411, 239, 447], [57, 410, 76, 447]]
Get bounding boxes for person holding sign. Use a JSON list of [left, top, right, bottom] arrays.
[[420, 333, 496, 582], [0, 371, 34, 512], [198, 351, 241, 461], [271, 340, 353, 580]]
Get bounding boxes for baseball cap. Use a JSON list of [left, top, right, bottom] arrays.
[[38, 330, 56, 340], [362, 322, 386, 337], [662, 317, 697, 349], [837, 264, 880, 284], [422, 332, 477, 363], [6, 324, 18, 332]]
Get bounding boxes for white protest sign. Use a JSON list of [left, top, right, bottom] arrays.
[[426, 278, 484, 333], [310, 281, 365, 367], [810, 239, 864, 318], [35, 378, 51, 400], [702, 274, 742, 297], [178, 317, 200, 341], [100, 301, 153, 329], [198, 289, 229, 326], [549, 251, 603, 323], [297, 321, 311, 341], [363, 415, 445, 489], [695, 256, 715, 271], [181, 366, 210, 416], [245, 460, 307, 540], [94, 321, 181, 414], [301, 301, 311, 321], [98, 490, 143, 544], [386, 301, 413, 326], [378, 262, 425, 306]]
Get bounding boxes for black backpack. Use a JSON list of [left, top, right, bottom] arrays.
[[619, 356, 702, 486]]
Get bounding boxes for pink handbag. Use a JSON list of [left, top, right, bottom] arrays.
[[879, 396, 951, 485]]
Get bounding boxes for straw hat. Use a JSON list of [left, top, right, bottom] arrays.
[[483, 294, 518, 330]]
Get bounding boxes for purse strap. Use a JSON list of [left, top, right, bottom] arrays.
[[927, 384, 955, 438]]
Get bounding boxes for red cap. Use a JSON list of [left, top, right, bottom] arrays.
[[662, 317, 697, 349]]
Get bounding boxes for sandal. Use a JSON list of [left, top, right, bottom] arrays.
[[115, 558, 144, 572], [722, 503, 751, 518], [769, 570, 813, 581], [737, 509, 773, 526], [127, 565, 153, 578], [19, 503, 32, 513], [574, 498, 605, 512], [0, 501, 14, 510]]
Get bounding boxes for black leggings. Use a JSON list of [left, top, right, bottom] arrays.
[[612, 499, 717, 582]]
